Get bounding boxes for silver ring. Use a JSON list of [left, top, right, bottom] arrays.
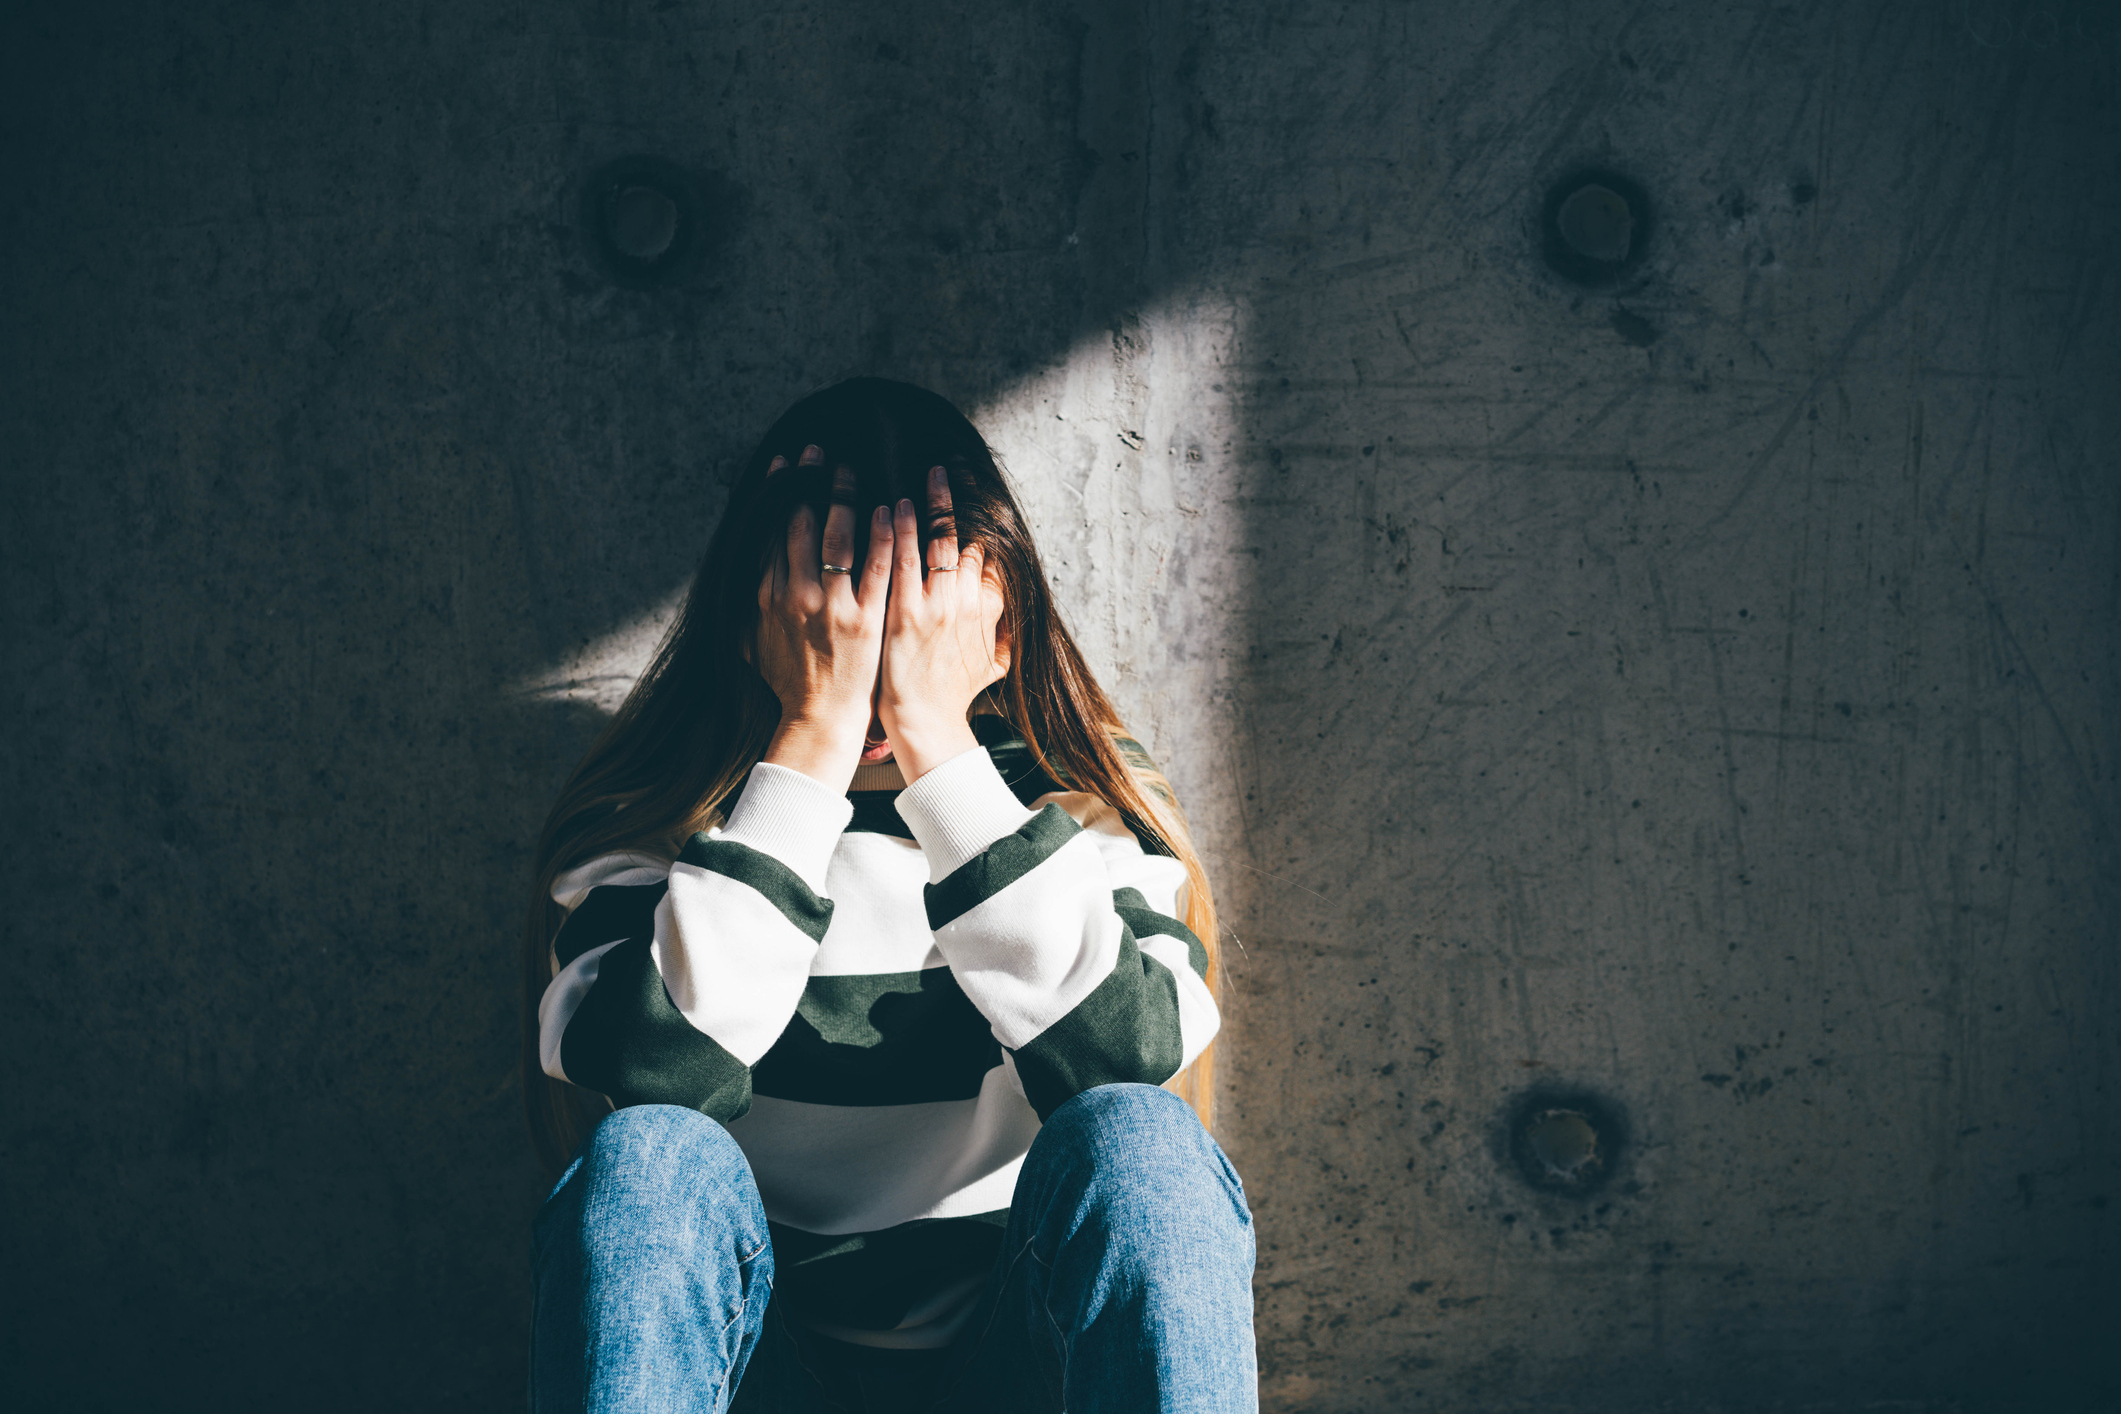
[[821, 563, 853, 576], [926, 565, 959, 573]]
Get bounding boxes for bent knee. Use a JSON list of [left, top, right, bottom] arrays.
[[538, 1105, 768, 1281], [1036, 1085, 1242, 1201], [572, 1104, 750, 1203], [1042, 1083, 1203, 1151], [1022, 1087, 1251, 1274]]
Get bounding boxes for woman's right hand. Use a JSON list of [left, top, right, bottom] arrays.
[[754, 445, 896, 788]]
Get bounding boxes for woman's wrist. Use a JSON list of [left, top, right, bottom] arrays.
[[764, 715, 866, 790], [887, 716, 981, 783]]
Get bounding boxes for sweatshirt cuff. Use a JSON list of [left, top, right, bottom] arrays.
[[718, 762, 855, 896], [894, 746, 1037, 883]]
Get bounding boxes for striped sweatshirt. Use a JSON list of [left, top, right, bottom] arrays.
[[538, 718, 1219, 1347]]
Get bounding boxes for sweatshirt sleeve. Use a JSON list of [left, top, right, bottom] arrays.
[[537, 762, 852, 1122], [893, 746, 1220, 1122]]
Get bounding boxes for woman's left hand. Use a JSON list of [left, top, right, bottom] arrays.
[[878, 465, 1010, 781]]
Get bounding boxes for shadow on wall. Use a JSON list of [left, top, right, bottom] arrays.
[[1, 4, 1200, 1408], [1189, 6, 2119, 1410]]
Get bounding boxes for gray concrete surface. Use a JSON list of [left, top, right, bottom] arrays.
[[3, 2, 2114, 1410]]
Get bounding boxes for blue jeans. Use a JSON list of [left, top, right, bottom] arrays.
[[530, 1084, 1257, 1413]]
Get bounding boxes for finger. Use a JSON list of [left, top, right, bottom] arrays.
[[964, 547, 1005, 683], [777, 446, 823, 597], [955, 543, 988, 617], [786, 501, 819, 593], [987, 625, 1012, 685], [964, 545, 1004, 666], [975, 549, 1009, 669], [924, 465, 958, 575], [821, 464, 858, 589], [892, 498, 923, 608], [766, 454, 789, 476], [767, 506, 790, 599], [860, 503, 893, 606]]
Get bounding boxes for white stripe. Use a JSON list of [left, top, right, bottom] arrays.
[[815, 833, 944, 976], [656, 868, 820, 1065], [725, 1068, 1038, 1235], [1137, 934, 1221, 1068], [933, 829, 1124, 1049], [997, 1048, 1028, 1099], [1038, 790, 1192, 921], [718, 762, 856, 896], [551, 852, 670, 910], [893, 747, 1037, 881], [538, 938, 623, 1084]]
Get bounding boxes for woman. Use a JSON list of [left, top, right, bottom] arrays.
[[523, 378, 1255, 1413]]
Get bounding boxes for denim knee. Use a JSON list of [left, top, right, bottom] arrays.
[[531, 1106, 774, 1412], [574, 1104, 747, 1189], [1026, 1084, 1249, 1231], [1041, 1081, 1195, 1137], [541, 1104, 766, 1261]]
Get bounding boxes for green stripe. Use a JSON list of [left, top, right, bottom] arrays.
[[677, 834, 834, 943], [1111, 886, 1209, 979], [769, 1212, 1007, 1331], [1111, 735, 1158, 774], [923, 804, 1081, 931], [554, 881, 668, 967], [1009, 927, 1184, 1121], [750, 967, 1004, 1106], [559, 936, 754, 1123]]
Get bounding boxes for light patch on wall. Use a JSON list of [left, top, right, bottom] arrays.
[[504, 290, 1252, 782], [970, 294, 1253, 791]]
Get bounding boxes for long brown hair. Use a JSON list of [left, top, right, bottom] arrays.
[[522, 377, 1219, 1176]]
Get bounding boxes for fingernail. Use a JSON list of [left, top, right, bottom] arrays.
[[767, 455, 789, 473], [800, 444, 824, 465], [874, 505, 889, 526], [930, 465, 947, 491], [898, 499, 914, 517]]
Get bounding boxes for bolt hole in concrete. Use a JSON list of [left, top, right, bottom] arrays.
[[605, 186, 679, 262], [1558, 184, 1633, 262], [1504, 1089, 1625, 1196], [582, 154, 708, 288], [1525, 1110, 1598, 1178], [1540, 170, 1650, 286]]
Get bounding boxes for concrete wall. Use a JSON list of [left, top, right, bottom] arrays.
[[4, 2, 2114, 1409]]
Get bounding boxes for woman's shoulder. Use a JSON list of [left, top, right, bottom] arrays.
[[970, 713, 1069, 806], [969, 713, 1173, 858]]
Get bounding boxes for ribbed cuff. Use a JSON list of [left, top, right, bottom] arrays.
[[718, 762, 856, 896], [894, 746, 1036, 883]]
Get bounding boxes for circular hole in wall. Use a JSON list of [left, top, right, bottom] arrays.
[[1541, 171, 1651, 286], [1504, 1088, 1625, 1196], [605, 185, 680, 262], [583, 155, 710, 288]]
